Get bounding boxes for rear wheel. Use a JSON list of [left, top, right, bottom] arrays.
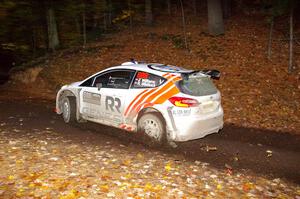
[[62, 97, 76, 123], [138, 113, 165, 145]]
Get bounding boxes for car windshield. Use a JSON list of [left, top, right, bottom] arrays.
[[177, 75, 218, 96]]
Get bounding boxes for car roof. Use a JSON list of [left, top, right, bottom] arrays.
[[107, 62, 194, 76], [80, 62, 197, 84]]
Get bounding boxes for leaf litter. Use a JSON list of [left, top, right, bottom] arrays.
[[0, 128, 299, 198]]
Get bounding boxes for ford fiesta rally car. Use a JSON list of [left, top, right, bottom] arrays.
[[55, 61, 223, 144]]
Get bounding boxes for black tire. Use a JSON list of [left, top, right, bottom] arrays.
[[138, 113, 166, 145], [61, 96, 76, 123]]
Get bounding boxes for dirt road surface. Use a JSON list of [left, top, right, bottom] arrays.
[[0, 97, 299, 198]]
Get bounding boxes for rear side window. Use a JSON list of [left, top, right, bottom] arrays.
[[177, 76, 217, 96], [132, 72, 166, 88], [93, 70, 135, 89]]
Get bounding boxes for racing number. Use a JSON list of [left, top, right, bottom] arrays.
[[105, 96, 121, 113]]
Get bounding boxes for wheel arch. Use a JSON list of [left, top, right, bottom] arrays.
[[137, 107, 166, 126], [136, 107, 169, 145], [136, 106, 178, 142], [56, 89, 77, 114]]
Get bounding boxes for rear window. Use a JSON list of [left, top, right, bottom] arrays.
[[177, 76, 217, 96], [132, 72, 166, 88]]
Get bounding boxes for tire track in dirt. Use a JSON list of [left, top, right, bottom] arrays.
[[0, 98, 299, 184]]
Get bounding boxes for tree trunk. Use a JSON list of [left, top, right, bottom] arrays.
[[75, 17, 81, 34], [145, 0, 153, 26], [267, 16, 274, 60], [82, 8, 86, 46], [288, 4, 294, 73], [179, 0, 188, 50], [94, 0, 109, 30], [207, 0, 224, 36], [47, 7, 59, 51], [103, 13, 107, 30], [93, 14, 98, 28], [128, 0, 133, 33], [31, 27, 37, 57], [107, 0, 112, 27], [102, 0, 108, 30], [222, 0, 232, 19], [167, 0, 171, 15], [192, 0, 197, 16]]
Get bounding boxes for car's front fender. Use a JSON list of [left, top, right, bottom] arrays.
[[55, 87, 78, 114]]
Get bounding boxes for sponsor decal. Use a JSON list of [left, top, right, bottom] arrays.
[[134, 78, 156, 87], [105, 96, 121, 113], [136, 72, 149, 79], [82, 107, 122, 123], [172, 109, 191, 116], [82, 91, 101, 105], [124, 73, 182, 117]]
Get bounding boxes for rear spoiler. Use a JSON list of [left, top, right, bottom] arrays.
[[182, 69, 221, 80], [199, 69, 221, 80]]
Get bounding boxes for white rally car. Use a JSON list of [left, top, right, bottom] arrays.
[[55, 61, 223, 144]]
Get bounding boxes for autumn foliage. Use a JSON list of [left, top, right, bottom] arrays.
[[5, 13, 300, 135]]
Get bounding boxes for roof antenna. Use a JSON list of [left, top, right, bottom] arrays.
[[130, 58, 137, 64]]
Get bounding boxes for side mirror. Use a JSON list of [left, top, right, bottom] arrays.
[[201, 69, 221, 80], [96, 83, 102, 91]]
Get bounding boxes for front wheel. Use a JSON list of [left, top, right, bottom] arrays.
[[62, 97, 76, 123], [138, 113, 165, 145]]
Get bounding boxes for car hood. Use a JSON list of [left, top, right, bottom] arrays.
[[69, 81, 82, 86], [61, 81, 82, 89]]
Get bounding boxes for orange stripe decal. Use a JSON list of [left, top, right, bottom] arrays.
[[124, 73, 173, 116], [162, 73, 170, 77], [143, 81, 174, 103], [124, 89, 149, 116], [173, 76, 182, 82], [131, 76, 179, 114], [128, 88, 159, 116], [154, 86, 180, 104], [125, 73, 181, 118], [126, 74, 174, 116]]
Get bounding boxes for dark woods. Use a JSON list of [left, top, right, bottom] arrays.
[[0, 0, 298, 74]]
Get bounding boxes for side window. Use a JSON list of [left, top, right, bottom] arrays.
[[132, 72, 166, 88], [80, 77, 94, 87], [93, 70, 135, 89]]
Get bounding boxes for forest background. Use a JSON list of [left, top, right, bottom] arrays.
[[0, 0, 299, 134]]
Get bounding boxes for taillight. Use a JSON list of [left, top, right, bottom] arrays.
[[168, 97, 199, 107]]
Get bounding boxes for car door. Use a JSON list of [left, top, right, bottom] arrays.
[[79, 69, 136, 127], [123, 71, 167, 125]]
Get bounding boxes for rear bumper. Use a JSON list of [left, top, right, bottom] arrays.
[[171, 108, 223, 142]]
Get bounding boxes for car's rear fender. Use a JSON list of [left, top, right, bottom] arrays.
[[135, 105, 177, 142]]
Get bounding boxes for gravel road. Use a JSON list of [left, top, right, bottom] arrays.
[[0, 98, 299, 198]]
